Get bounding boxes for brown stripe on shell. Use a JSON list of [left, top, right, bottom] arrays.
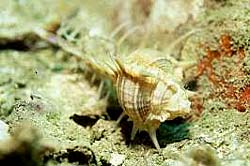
[[116, 75, 154, 122], [137, 84, 152, 121]]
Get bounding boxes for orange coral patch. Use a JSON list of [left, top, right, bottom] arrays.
[[219, 34, 233, 56], [196, 34, 249, 112]]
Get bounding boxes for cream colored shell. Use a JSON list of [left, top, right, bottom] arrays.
[[113, 49, 191, 150]]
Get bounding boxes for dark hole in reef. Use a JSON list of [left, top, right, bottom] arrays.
[[44, 146, 97, 165], [74, 32, 81, 40], [69, 92, 121, 128], [70, 114, 99, 127], [184, 78, 198, 91], [106, 104, 123, 121], [0, 151, 40, 166], [119, 116, 190, 149], [119, 118, 133, 145], [15, 82, 26, 89], [0, 34, 40, 51], [100, 159, 112, 166], [65, 28, 74, 36], [0, 40, 31, 51], [61, 34, 67, 40], [66, 148, 95, 165]]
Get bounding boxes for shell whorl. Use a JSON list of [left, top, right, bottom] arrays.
[[116, 74, 154, 123]]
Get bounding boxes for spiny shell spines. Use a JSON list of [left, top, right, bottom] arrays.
[[113, 49, 191, 150]]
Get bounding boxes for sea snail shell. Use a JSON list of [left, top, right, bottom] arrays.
[[112, 49, 191, 150]]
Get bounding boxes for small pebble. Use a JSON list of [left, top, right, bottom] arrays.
[[0, 120, 10, 141], [109, 153, 125, 166]]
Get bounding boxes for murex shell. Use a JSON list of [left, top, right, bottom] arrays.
[[113, 49, 191, 150]]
